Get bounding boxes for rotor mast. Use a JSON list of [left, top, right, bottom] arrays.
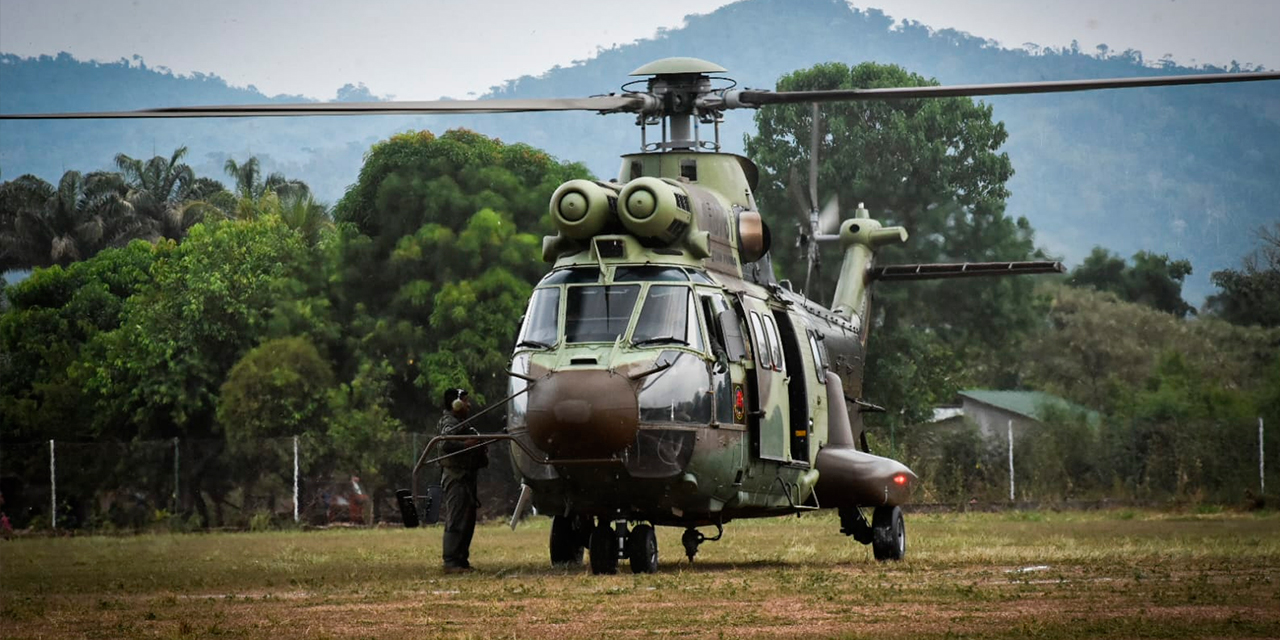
[[630, 58, 728, 152]]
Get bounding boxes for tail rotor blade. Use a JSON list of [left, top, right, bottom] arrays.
[[808, 104, 821, 211], [788, 166, 813, 235], [818, 194, 840, 235]]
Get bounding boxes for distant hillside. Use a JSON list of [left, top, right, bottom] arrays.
[[3, 0, 1278, 301]]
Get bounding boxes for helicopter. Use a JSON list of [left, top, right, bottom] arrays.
[[6, 57, 1278, 574]]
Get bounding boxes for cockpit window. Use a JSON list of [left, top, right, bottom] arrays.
[[632, 286, 704, 351], [564, 285, 640, 343], [540, 267, 602, 285], [614, 266, 689, 282], [517, 288, 560, 349]]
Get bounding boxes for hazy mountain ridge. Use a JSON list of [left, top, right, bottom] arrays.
[[3, 0, 1277, 301]]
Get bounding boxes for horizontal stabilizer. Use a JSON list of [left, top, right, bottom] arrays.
[[871, 260, 1065, 281]]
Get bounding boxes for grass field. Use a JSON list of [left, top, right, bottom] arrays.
[[2, 509, 1278, 639]]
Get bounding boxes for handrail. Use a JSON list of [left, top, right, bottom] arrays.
[[408, 377, 626, 506]]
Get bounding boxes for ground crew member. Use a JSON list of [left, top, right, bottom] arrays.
[[439, 387, 486, 572]]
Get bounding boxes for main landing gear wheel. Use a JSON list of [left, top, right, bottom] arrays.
[[871, 505, 906, 561], [589, 521, 620, 575], [550, 514, 587, 566], [627, 524, 659, 574]]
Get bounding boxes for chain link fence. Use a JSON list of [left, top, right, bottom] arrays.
[[0, 433, 522, 532]]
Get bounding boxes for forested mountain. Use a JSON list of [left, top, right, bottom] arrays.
[[3, 0, 1278, 301]]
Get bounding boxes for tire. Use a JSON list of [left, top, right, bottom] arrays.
[[871, 506, 906, 561], [589, 523, 619, 575], [627, 524, 659, 574], [550, 514, 585, 566]]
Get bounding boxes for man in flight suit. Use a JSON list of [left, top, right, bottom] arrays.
[[439, 387, 485, 573]]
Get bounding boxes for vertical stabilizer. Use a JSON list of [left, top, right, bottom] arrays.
[[829, 204, 908, 331]]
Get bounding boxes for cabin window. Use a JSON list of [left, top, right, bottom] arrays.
[[632, 286, 704, 351], [808, 330, 827, 382], [748, 311, 771, 369], [564, 285, 640, 343], [517, 288, 560, 349], [762, 315, 784, 372]]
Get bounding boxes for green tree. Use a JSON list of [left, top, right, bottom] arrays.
[[217, 336, 336, 449], [0, 240, 162, 442], [1025, 285, 1280, 414], [745, 62, 1042, 431], [77, 217, 320, 524], [224, 156, 310, 203], [114, 147, 229, 240], [1068, 247, 1195, 318], [0, 171, 144, 270], [332, 129, 586, 427], [1206, 223, 1280, 328]]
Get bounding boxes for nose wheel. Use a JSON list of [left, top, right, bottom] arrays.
[[588, 518, 660, 574]]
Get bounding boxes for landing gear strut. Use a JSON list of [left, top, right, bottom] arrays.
[[680, 523, 723, 562], [838, 507, 873, 544]]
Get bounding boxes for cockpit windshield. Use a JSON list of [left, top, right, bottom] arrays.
[[517, 288, 560, 349], [632, 285, 705, 351], [564, 285, 641, 343]]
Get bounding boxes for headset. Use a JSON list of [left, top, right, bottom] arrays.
[[451, 388, 469, 413]]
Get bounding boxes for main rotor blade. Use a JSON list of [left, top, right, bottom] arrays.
[[0, 95, 649, 120], [735, 70, 1280, 106]]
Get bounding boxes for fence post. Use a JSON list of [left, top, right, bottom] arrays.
[[1008, 420, 1015, 502], [1262, 417, 1266, 494], [173, 437, 180, 513], [293, 435, 300, 523], [49, 439, 56, 530]]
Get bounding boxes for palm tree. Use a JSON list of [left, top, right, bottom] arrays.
[[224, 156, 310, 210], [0, 171, 146, 270], [115, 146, 226, 241], [276, 193, 333, 246]]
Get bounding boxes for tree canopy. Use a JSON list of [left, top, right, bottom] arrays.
[[1068, 247, 1195, 318], [746, 62, 1044, 431]]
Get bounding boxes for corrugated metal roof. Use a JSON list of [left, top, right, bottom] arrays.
[[958, 390, 1099, 424]]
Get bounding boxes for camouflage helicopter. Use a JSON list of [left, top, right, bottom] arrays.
[[8, 57, 1277, 574]]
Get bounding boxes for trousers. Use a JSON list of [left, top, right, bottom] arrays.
[[441, 469, 478, 568]]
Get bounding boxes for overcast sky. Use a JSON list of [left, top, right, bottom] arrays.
[[1, 0, 1276, 100]]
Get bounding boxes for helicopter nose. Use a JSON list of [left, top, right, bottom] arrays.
[[526, 370, 639, 458]]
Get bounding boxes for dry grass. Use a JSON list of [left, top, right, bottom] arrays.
[[2, 509, 1278, 639]]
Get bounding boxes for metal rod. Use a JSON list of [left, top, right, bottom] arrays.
[[173, 437, 180, 514], [49, 439, 56, 531], [1008, 420, 1015, 502], [410, 384, 537, 475], [293, 435, 300, 523], [411, 432, 623, 505], [1261, 417, 1266, 494]]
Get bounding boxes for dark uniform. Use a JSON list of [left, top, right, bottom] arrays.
[[439, 389, 486, 571]]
